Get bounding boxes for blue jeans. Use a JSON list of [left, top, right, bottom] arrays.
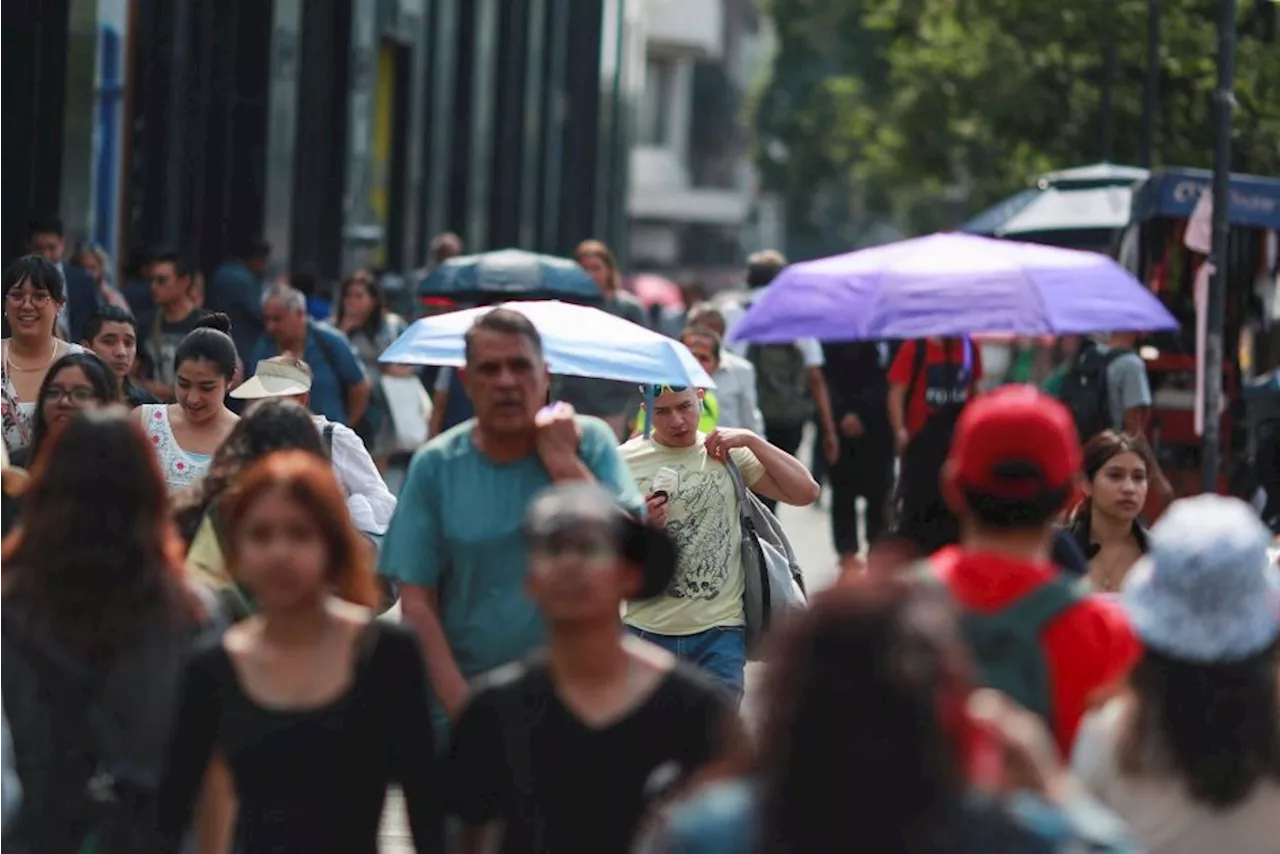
[[628, 626, 746, 704]]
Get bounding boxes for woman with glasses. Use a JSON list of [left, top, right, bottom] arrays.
[[2, 352, 118, 536], [1, 255, 87, 455]]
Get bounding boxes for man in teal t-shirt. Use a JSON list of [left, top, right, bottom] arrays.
[[379, 308, 643, 741]]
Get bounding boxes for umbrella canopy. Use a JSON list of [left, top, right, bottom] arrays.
[[629, 274, 684, 309], [417, 248, 602, 303], [728, 232, 1179, 344], [380, 300, 715, 388], [962, 184, 1135, 237]]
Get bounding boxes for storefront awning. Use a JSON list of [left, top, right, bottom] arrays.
[[1130, 168, 1280, 230]]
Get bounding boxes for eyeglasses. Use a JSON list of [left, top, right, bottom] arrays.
[[5, 290, 53, 307], [42, 386, 98, 405]]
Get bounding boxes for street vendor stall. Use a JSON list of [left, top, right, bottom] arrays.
[[1122, 168, 1280, 501]]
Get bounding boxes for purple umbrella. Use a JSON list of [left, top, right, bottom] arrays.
[[728, 232, 1179, 343]]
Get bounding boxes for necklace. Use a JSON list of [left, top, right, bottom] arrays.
[[4, 339, 58, 373]]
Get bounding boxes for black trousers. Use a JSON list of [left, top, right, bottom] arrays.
[[761, 420, 807, 513], [828, 434, 895, 557]]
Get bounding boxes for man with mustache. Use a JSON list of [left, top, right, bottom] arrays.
[[380, 308, 644, 744]]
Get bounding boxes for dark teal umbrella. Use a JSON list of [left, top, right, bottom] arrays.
[[417, 248, 602, 304]]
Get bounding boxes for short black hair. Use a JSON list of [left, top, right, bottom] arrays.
[[244, 238, 271, 260], [83, 305, 138, 343], [3, 254, 65, 302], [150, 249, 192, 280], [962, 485, 1070, 530], [27, 216, 64, 239], [464, 308, 543, 364]]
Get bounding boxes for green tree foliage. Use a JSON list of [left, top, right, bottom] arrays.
[[751, 0, 1280, 248]]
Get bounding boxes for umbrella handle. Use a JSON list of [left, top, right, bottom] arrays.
[[643, 385, 654, 439]]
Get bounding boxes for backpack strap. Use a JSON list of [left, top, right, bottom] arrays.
[[322, 421, 336, 458], [902, 340, 929, 425], [980, 577, 1085, 634]]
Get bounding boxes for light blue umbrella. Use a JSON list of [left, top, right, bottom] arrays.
[[379, 300, 715, 388]]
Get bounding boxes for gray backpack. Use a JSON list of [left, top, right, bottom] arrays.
[[724, 457, 807, 658]]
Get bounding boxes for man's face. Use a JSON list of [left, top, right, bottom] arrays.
[[262, 298, 307, 346], [682, 333, 720, 375], [461, 329, 548, 435], [150, 262, 190, 307], [650, 387, 700, 447], [86, 321, 137, 381], [579, 254, 611, 292], [29, 231, 64, 264]]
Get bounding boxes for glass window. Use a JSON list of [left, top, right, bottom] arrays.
[[638, 56, 676, 146]]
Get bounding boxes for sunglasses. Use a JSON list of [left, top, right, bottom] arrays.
[[641, 384, 689, 396]]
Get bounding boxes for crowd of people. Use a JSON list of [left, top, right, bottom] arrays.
[[0, 222, 1277, 854]]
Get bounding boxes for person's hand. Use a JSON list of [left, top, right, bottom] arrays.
[[966, 689, 1069, 801], [894, 427, 910, 456], [704, 427, 758, 461], [839, 413, 865, 438], [535, 402, 582, 469], [383, 363, 417, 378], [822, 428, 840, 465], [645, 493, 670, 527]]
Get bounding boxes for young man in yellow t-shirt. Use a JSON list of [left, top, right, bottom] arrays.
[[619, 385, 820, 701]]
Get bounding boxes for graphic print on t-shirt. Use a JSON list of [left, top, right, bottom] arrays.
[[664, 466, 735, 601]]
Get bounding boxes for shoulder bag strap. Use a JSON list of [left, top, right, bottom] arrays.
[[312, 324, 352, 395], [903, 340, 929, 419]]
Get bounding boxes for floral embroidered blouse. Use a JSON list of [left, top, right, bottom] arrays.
[[139, 404, 213, 493]]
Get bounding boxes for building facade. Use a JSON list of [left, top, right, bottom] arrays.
[[2, 0, 631, 289], [626, 0, 782, 283]]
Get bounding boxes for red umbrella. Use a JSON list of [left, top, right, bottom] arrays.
[[629, 274, 684, 309]]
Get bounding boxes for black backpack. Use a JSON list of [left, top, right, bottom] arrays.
[[1058, 342, 1124, 443]]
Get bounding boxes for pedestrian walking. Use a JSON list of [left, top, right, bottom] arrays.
[[230, 356, 396, 536], [380, 308, 643, 736], [81, 306, 159, 407], [332, 270, 415, 465], [172, 399, 330, 619], [721, 251, 839, 507], [684, 306, 763, 434], [927, 386, 1141, 753], [135, 252, 208, 402], [206, 239, 271, 368], [8, 351, 118, 472], [2, 255, 88, 456], [157, 451, 442, 853], [823, 341, 894, 572], [621, 385, 819, 701], [1063, 431, 1155, 590], [449, 483, 735, 854], [887, 336, 983, 457], [250, 283, 370, 426], [1073, 495, 1280, 854], [136, 315, 240, 493], [2, 409, 213, 853], [638, 580, 1136, 853]]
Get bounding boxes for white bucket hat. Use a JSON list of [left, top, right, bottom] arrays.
[[1123, 494, 1280, 663]]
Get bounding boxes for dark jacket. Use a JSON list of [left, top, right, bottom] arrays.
[[821, 342, 891, 440], [1061, 514, 1150, 576]]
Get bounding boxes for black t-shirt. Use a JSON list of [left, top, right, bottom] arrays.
[[138, 306, 209, 387], [449, 654, 731, 854]]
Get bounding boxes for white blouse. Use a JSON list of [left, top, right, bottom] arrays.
[[139, 404, 213, 493]]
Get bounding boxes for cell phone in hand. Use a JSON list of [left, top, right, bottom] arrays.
[[650, 466, 680, 501]]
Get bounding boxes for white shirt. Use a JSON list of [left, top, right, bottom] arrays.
[[313, 415, 397, 534], [721, 299, 824, 366], [713, 352, 764, 434]]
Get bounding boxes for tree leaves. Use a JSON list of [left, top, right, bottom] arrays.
[[752, 0, 1280, 247]]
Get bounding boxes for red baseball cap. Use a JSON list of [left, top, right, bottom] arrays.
[[948, 385, 1080, 500]]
